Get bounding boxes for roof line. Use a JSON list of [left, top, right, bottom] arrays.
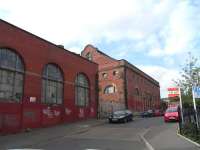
[[0, 19, 98, 66], [84, 44, 117, 62], [91, 46, 159, 86], [96, 49, 118, 61], [121, 59, 159, 86]]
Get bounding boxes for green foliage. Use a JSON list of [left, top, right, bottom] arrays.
[[174, 53, 200, 106], [160, 101, 167, 111], [181, 123, 200, 143], [196, 99, 200, 106]]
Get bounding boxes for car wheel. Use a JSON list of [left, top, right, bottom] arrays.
[[123, 118, 127, 123]]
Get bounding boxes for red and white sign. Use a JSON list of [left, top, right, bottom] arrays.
[[167, 87, 179, 98]]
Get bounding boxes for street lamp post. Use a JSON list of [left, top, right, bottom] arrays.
[[192, 70, 200, 129], [178, 88, 184, 125], [110, 101, 113, 114]]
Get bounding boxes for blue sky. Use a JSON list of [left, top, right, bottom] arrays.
[[0, 0, 200, 98]]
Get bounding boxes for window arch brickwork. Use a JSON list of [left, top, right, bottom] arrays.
[[85, 52, 92, 61], [104, 85, 116, 94]]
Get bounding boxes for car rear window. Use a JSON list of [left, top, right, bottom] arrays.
[[166, 107, 178, 113], [113, 111, 126, 115]]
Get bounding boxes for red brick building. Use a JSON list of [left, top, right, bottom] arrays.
[[0, 19, 98, 134], [82, 45, 160, 117]]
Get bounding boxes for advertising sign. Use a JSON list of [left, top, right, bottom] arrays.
[[167, 87, 179, 98]]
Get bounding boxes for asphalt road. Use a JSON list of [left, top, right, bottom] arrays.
[[33, 117, 199, 150]]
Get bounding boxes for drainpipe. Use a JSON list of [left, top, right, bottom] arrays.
[[96, 73, 100, 119], [124, 66, 128, 109]]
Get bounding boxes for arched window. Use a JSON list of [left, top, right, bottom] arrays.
[[85, 52, 92, 61], [42, 64, 63, 104], [75, 73, 89, 106], [0, 48, 24, 102], [102, 73, 108, 78], [113, 70, 118, 76], [104, 85, 116, 94]]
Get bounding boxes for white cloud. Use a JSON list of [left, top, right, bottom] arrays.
[[163, 57, 175, 66], [148, 0, 200, 57], [0, 0, 199, 97], [139, 65, 181, 98], [0, 0, 141, 45], [67, 46, 82, 54], [1, 0, 198, 55], [0, 0, 180, 49]]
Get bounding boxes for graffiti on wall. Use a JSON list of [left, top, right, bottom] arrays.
[[90, 107, 94, 114], [78, 108, 84, 118], [42, 107, 60, 118], [65, 108, 72, 115]]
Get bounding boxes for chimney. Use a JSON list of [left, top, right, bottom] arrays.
[[57, 45, 64, 49]]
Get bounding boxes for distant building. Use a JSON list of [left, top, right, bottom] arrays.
[[161, 98, 170, 103], [81, 45, 160, 117]]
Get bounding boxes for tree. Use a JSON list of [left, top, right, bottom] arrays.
[[174, 52, 200, 106]]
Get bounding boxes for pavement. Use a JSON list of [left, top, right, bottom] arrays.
[[1, 117, 200, 150], [0, 119, 106, 150], [35, 118, 147, 150], [143, 121, 200, 150]]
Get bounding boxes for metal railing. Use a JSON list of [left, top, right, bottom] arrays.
[[179, 106, 200, 140]]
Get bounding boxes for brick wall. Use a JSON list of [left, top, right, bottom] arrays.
[[82, 45, 126, 117], [0, 19, 98, 133], [126, 66, 160, 112], [82, 45, 161, 117]]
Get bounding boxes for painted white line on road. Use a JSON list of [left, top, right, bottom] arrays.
[[140, 135, 155, 150], [139, 129, 155, 150], [85, 149, 100, 150], [177, 132, 200, 148], [8, 149, 43, 150]]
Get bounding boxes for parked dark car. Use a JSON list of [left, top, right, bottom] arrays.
[[154, 109, 163, 117], [108, 110, 133, 123], [141, 109, 154, 117]]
